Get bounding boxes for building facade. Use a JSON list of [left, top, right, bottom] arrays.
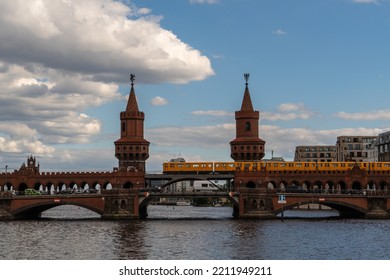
[[377, 131, 390, 162], [294, 145, 336, 162], [336, 136, 377, 162]]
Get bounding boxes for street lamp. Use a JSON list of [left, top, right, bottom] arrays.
[[5, 165, 8, 191]]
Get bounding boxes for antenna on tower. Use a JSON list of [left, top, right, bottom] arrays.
[[244, 73, 250, 86], [130, 74, 136, 86]]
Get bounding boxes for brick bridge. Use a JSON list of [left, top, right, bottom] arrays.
[[1, 182, 390, 219], [1, 157, 390, 219]]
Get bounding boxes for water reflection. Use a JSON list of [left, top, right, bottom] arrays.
[[2, 205, 390, 259]]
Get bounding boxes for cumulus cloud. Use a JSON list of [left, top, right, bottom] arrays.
[[191, 110, 233, 117], [334, 110, 390, 121], [0, 0, 214, 161], [150, 96, 168, 106], [0, 0, 214, 84], [262, 103, 314, 121], [273, 29, 287, 36]]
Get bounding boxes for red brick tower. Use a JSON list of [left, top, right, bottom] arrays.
[[230, 73, 265, 161], [114, 74, 150, 172]]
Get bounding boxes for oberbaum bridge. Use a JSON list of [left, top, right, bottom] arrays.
[[1, 74, 390, 220]]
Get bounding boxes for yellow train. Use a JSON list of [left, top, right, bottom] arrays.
[[163, 161, 390, 174]]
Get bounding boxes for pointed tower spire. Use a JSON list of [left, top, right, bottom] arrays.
[[230, 73, 265, 161], [126, 74, 139, 112], [241, 73, 254, 111]]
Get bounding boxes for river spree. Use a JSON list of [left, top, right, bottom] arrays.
[[1, 205, 390, 259]]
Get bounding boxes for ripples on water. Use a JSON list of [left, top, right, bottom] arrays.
[[1, 205, 390, 259]]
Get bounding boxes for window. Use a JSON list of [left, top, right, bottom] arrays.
[[245, 122, 251, 131]]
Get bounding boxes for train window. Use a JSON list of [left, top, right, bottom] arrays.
[[178, 164, 183, 168], [169, 164, 175, 168], [273, 163, 278, 167], [280, 163, 286, 167], [289, 163, 293, 167], [229, 164, 234, 168], [304, 163, 308, 167], [332, 163, 338, 167], [341, 163, 345, 167], [325, 163, 329, 167], [186, 164, 191, 168], [193, 164, 199, 168]]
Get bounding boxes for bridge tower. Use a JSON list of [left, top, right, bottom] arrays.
[[114, 74, 150, 172], [230, 74, 274, 218], [230, 73, 265, 161]]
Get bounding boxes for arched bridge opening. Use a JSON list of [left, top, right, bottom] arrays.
[[10, 198, 105, 220], [273, 198, 367, 218], [138, 193, 239, 219]]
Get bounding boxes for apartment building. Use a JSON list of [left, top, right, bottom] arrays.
[[294, 145, 336, 162], [377, 131, 390, 162], [336, 136, 377, 162]]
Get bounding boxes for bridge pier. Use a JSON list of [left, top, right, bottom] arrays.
[[365, 197, 389, 219], [237, 189, 277, 219], [101, 189, 140, 219], [0, 198, 13, 220]]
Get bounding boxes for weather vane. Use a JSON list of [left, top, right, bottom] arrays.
[[244, 73, 250, 85], [130, 74, 136, 86]]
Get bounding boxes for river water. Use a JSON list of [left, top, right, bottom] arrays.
[[0, 205, 389, 260]]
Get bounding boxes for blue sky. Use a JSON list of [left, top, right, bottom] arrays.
[[0, 0, 390, 172]]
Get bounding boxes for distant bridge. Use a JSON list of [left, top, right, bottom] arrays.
[[145, 173, 234, 188]]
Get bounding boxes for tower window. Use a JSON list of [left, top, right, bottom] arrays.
[[245, 122, 251, 131], [122, 122, 126, 132]]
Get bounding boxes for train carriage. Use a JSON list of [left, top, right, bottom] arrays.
[[163, 162, 214, 174]]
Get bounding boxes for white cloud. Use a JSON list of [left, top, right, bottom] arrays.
[[150, 96, 168, 106], [262, 103, 314, 121], [0, 0, 214, 84], [273, 29, 287, 36], [191, 110, 233, 117], [334, 110, 390, 121]]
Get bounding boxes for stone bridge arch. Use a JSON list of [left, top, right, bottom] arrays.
[[272, 196, 367, 218], [10, 196, 105, 219]]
